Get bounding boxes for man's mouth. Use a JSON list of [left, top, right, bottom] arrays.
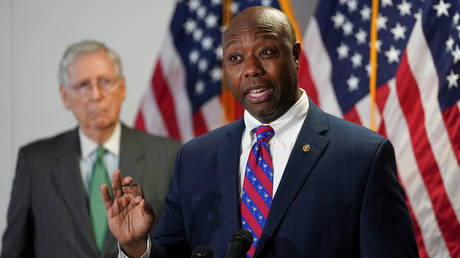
[[246, 87, 273, 103]]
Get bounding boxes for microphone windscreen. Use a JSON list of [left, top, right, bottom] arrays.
[[191, 245, 213, 258], [224, 229, 253, 258]]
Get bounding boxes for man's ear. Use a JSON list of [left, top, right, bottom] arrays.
[[59, 85, 72, 110], [118, 76, 127, 101], [293, 41, 301, 70]]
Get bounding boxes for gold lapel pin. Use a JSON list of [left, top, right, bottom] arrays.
[[302, 144, 311, 152]]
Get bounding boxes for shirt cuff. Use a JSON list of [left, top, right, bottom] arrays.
[[118, 235, 151, 258]]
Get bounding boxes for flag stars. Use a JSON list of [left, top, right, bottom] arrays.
[[454, 13, 460, 24], [347, 74, 360, 92], [195, 81, 205, 95], [347, 0, 358, 13], [193, 29, 203, 41], [369, 39, 382, 52], [183, 19, 196, 34], [211, 0, 221, 6], [385, 46, 401, 64], [451, 45, 460, 63], [331, 12, 346, 28], [189, 50, 199, 64], [391, 23, 407, 40], [205, 14, 218, 28], [188, 0, 200, 11], [446, 70, 459, 88], [231, 2, 239, 14], [433, 0, 451, 17], [351, 52, 363, 68], [261, 0, 272, 6], [355, 29, 367, 45], [446, 37, 454, 51], [381, 0, 393, 7], [377, 15, 388, 30], [197, 7, 206, 19], [210, 67, 222, 81], [343, 21, 354, 36], [365, 63, 372, 77], [198, 59, 208, 72], [397, 0, 412, 16], [337, 43, 349, 59], [360, 5, 371, 21], [201, 36, 213, 50], [215, 45, 223, 60], [456, 25, 460, 38]]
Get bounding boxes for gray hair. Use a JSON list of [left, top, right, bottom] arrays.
[[58, 40, 123, 87]]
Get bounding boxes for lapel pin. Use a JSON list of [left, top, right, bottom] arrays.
[[302, 144, 311, 152]]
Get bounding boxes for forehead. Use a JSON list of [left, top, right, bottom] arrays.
[[223, 9, 290, 48], [67, 51, 116, 79], [223, 23, 286, 50]]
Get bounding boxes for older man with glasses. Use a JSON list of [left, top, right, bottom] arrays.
[[1, 40, 180, 258]]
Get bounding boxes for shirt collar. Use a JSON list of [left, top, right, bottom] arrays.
[[243, 89, 309, 135], [79, 122, 121, 158]]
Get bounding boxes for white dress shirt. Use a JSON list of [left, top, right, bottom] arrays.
[[79, 122, 121, 195], [240, 89, 309, 196], [119, 89, 309, 257]]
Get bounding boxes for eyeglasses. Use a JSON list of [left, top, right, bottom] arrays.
[[69, 76, 119, 96]]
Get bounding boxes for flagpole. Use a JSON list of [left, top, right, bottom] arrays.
[[278, 0, 302, 44], [221, 0, 235, 124], [369, 0, 379, 131]]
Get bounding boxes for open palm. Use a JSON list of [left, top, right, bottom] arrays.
[[102, 170, 154, 245]]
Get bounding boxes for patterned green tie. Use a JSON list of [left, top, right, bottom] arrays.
[[89, 146, 111, 251]]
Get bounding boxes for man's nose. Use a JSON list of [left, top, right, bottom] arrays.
[[88, 83, 103, 99], [243, 56, 264, 78]]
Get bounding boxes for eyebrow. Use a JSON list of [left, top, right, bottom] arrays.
[[223, 33, 279, 50]]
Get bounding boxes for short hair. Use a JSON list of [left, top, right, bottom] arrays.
[[58, 40, 123, 87]]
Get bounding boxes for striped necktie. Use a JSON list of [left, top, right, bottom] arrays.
[[89, 146, 111, 251], [241, 125, 275, 257]]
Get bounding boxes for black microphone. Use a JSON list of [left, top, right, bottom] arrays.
[[224, 229, 253, 258], [191, 245, 213, 258]]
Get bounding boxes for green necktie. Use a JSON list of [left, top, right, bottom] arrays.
[[89, 146, 111, 251]]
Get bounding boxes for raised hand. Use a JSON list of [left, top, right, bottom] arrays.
[[101, 170, 154, 256]]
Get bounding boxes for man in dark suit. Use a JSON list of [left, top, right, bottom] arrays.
[[103, 7, 419, 258], [1, 40, 180, 258]]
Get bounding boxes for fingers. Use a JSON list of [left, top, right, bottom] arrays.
[[140, 199, 155, 224], [112, 170, 123, 198], [101, 184, 113, 211], [122, 176, 133, 186]]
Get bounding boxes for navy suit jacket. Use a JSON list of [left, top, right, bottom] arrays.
[[152, 100, 418, 258]]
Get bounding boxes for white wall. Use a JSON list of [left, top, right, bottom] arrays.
[[0, 0, 317, 249]]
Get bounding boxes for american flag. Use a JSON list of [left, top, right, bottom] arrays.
[[134, 0, 284, 142], [300, 0, 460, 257], [135, 0, 460, 256]]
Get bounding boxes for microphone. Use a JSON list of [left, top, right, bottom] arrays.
[[191, 245, 213, 258], [224, 229, 253, 258]]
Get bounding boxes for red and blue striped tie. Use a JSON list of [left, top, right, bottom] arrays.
[[241, 125, 274, 257]]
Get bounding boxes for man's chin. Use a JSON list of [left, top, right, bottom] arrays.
[[248, 108, 277, 123]]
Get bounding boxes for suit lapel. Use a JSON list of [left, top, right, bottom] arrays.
[[50, 128, 97, 253], [217, 120, 245, 238], [255, 100, 330, 257], [101, 124, 146, 256], [119, 124, 146, 182]]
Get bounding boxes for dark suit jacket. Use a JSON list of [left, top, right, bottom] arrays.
[[151, 100, 419, 257], [1, 124, 180, 258]]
